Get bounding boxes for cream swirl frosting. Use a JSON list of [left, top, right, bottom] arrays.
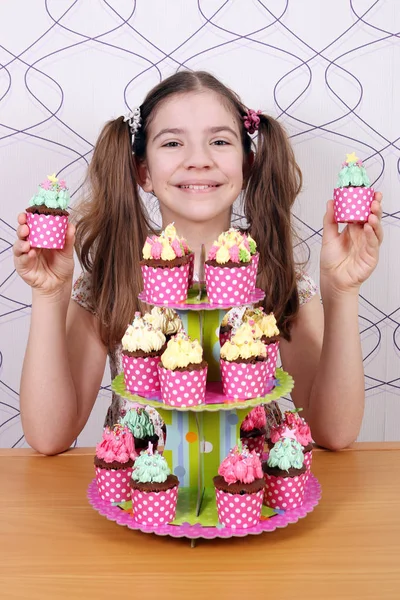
[[142, 223, 190, 261], [122, 312, 166, 353], [220, 322, 267, 361], [244, 309, 280, 339], [161, 332, 203, 370], [208, 228, 256, 265], [143, 307, 184, 336]]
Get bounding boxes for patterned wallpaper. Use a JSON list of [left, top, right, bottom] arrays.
[[0, 0, 398, 447]]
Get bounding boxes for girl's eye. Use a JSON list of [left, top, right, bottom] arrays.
[[163, 141, 180, 147], [212, 140, 229, 146]]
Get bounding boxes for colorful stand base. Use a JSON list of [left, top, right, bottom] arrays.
[[87, 474, 321, 539]]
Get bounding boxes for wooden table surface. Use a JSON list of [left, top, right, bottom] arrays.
[[1, 443, 400, 599]]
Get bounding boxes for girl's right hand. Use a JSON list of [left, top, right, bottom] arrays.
[[13, 213, 76, 297]]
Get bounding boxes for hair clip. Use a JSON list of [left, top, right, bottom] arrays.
[[123, 107, 141, 147], [243, 109, 262, 134]]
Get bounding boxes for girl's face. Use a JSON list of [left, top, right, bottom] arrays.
[[140, 91, 246, 227]]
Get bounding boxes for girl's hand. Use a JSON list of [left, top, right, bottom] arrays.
[[13, 212, 76, 298], [320, 192, 383, 295]]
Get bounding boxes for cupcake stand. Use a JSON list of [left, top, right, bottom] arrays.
[[88, 285, 321, 546]]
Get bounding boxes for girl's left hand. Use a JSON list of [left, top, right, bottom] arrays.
[[320, 192, 383, 294]]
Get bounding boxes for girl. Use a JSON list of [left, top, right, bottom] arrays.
[[13, 71, 383, 455]]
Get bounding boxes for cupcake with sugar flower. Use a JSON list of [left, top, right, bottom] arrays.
[[205, 228, 257, 305], [121, 312, 166, 395], [120, 407, 161, 453], [94, 424, 137, 503], [240, 405, 267, 455], [130, 443, 179, 526], [262, 431, 307, 510], [158, 332, 207, 407], [213, 442, 264, 528], [141, 223, 192, 303], [333, 153, 374, 223], [270, 409, 313, 473], [220, 321, 269, 399], [143, 306, 184, 342], [26, 173, 69, 249]]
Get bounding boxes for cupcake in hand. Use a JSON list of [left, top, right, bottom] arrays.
[[262, 432, 307, 510], [26, 174, 69, 249], [141, 223, 192, 304], [205, 228, 257, 305], [220, 321, 269, 399], [158, 332, 208, 407], [94, 424, 137, 503], [130, 444, 179, 526], [240, 405, 267, 455], [333, 153, 374, 223], [213, 442, 264, 528]]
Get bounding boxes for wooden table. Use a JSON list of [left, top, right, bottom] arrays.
[[1, 444, 400, 599]]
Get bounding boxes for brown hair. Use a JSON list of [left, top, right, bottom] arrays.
[[75, 71, 302, 346]]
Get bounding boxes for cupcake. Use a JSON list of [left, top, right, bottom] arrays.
[[333, 153, 374, 223], [141, 223, 192, 304], [220, 321, 269, 399], [121, 312, 166, 394], [158, 332, 208, 407], [205, 228, 257, 305], [240, 405, 266, 456], [130, 444, 179, 526], [270, 410, 313, 473], [121, 407, 160, 453], [94, 424, 137, 503], [213, 442, 264, 528], [262, 434, 307, 510], [26, 174, 69, 249], [218, 306, 247, 346], [143, 306, 184, 342], [244, 309, 280, 380]]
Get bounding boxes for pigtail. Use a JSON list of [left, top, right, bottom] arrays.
[[74, 117, 151, 347], [244, 115, 302, 340]]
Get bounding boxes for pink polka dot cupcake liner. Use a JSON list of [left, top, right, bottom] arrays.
[[250, 252, 259, 279], [215, 488, 264, 528], [263, 471, 307, 510], [304, 450, 313, 474], [333, 186, 374, 223], [122, 355, 161, 394], [220, 359, 269, 399], [187, 252, 195, 288], [95, 466, 133, 503], [205, 263, 256, 305], [141, 262, 190, 304], [241, 435, 265, 456], [265, 341, 280, 379], [131, 486, 178, 526], [241, 434, 265, 456], [26, 212, 68, 249], [158, 364, 207, 407]]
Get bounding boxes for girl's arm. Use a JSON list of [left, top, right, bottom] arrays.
[[21, 294, 107, 455], [280, 194, 383, 450]]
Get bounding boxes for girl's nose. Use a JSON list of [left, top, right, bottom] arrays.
[[182, 144, 214, 169]]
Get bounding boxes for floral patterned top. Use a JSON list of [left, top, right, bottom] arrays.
[[71, 269, 318, 428]]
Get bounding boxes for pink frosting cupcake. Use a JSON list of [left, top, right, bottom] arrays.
[[213, 443, 265, 529], [94, 425, 138, 503], [240, 405, 266, 456]]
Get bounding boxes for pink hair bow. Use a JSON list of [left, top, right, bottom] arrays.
[[243, 109, 262, 134]]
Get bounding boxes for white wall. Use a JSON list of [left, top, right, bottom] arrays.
[[0, 0, 398, 447]]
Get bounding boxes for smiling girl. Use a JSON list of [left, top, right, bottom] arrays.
[[14, 71, 383, 454]]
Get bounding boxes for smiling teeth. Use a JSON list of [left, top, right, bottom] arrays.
[[180, 185, 216, 190]]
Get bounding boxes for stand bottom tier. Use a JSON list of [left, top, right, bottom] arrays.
[[87, 474, 321, 539]]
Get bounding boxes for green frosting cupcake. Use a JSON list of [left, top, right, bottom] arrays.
[[131, 449, 170, 484], [267, 438, 304, 471], [337, 153, 371, 188], [30, 174, 70, 210], [121, 408, 155, 439]]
